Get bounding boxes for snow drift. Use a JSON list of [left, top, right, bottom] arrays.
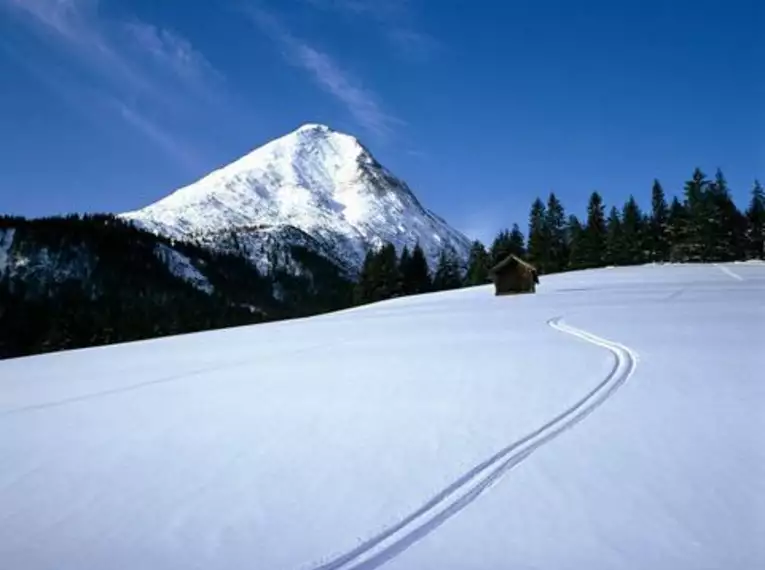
[[0, 263, 762, 570]]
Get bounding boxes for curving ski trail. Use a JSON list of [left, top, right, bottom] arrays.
[[300, 317, 638, 570]]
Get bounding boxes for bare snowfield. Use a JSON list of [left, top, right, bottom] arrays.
[[1, 263, 763, 570]]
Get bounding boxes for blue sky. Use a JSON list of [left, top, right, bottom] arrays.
[[1, 0, 762, 243]]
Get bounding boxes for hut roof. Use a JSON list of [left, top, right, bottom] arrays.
[[489, 254, 536, 276]]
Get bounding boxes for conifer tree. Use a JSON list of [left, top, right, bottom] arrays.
[[582, 191, 607, 268], [465, 240, 490, 285], [490, 223, 526, 267], [527, 198, 549, 272], [667, 196, 687, 261], [566, 214, 585, 270], [490, 230, 512, 266], [649, 179, 670, 262], [545, 192, 567, 272], [404, 243, 432, 294], [746, 180, 765, 259], [708, 169, 745, 261], [432, 247, 463, 291], [621, 195, 645, 265], [398, 245, 412, 294], [509, 223, 526, 258], [353, 249, 377, 305], [376, 243, 400, 299], [606, 206, 623, 265], [682, 167, 710, 260]]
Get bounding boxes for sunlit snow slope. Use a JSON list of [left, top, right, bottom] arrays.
[[121, 124, 471, 272], [1, 263, 763, 570]]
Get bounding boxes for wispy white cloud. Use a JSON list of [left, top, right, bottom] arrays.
[[291, 44, 402, 137], [302, 0, 441, 63], [2, 0, 147, 92], [0, 0, 222, 166], [122, 21, 219, 84], [303, 0, 408, 21], [3, 0, 97, 41], [386, 27, 441, 63], [250, 7, 401, 138], [112, 101, 199, 168]]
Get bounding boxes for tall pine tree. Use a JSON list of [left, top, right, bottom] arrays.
[[708, 169, 745, 261], [490, 225, 526, 267], [606, 206, 623, 265], [404, 243, 432, 294], [465, 241, 490, 286], [582, 192, 607, 268], [509, 224, 526, 257], [566, 215, 586, 270], [527, 198, 549, 272], [682, 167, 710, 261], [432, 247, 463, 291], [667, 196, 687, 261], [354, 249, 377, 305], [621, 195, 645, 265], [398, 245, 413, 294], [545, 192, 568, 273], [746, 180, 765, 259], [377, 243, 400, 299], [649, 179, 670, 262], [490, 230, 512, 266]]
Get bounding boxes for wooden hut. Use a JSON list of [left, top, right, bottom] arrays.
[[488, 254, 539, 295]]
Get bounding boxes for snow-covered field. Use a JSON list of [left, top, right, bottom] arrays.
[[1, 263, 763, 570]]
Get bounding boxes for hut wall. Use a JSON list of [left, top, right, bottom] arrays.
[[493, 268, 535, 295]]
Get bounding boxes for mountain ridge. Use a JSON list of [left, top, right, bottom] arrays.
[[120, 123, 471, 274]]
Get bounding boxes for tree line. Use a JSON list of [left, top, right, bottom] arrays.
[[0, 214, 352, 359], [353, 242, 464, 304], [2, 168, 763, 357], [355, 168, 765, 304]]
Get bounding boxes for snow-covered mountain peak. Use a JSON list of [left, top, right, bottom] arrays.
[[121, 125, 470, 272], [294, 122, 334, 134]]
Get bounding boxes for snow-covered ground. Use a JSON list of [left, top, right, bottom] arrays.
[[0, 263, 762, 570]]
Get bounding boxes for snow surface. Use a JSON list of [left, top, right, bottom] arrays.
[[154, 243, 214, 294], [0, 228, 14, 277], [120, 124, 471, 271], [0, 263, 763, 570]]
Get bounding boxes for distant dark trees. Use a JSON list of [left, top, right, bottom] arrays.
[[0, 214, 352, 359], [746, 180, 765, 259], [354, 242, 436, 304], [355, 166, 762, 307], [482, 167, 763, 278]]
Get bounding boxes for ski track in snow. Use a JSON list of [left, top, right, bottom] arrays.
[[301, 318, 638, 570], [714, 264, 744, 282]]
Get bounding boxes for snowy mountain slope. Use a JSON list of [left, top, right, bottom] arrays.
[[120, 124, 471, 273], [0, 221, 214, 297], [1, 263, 763, 570], [202, 223, 349, 275], [154, 244, 214, 294]]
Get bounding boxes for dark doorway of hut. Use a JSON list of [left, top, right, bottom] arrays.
[[488, 254, 539, 295]]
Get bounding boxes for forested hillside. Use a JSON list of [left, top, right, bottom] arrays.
[[0, 215, 351, 359], [355, 169, 764, 304], [2, 168, 762, 359]]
